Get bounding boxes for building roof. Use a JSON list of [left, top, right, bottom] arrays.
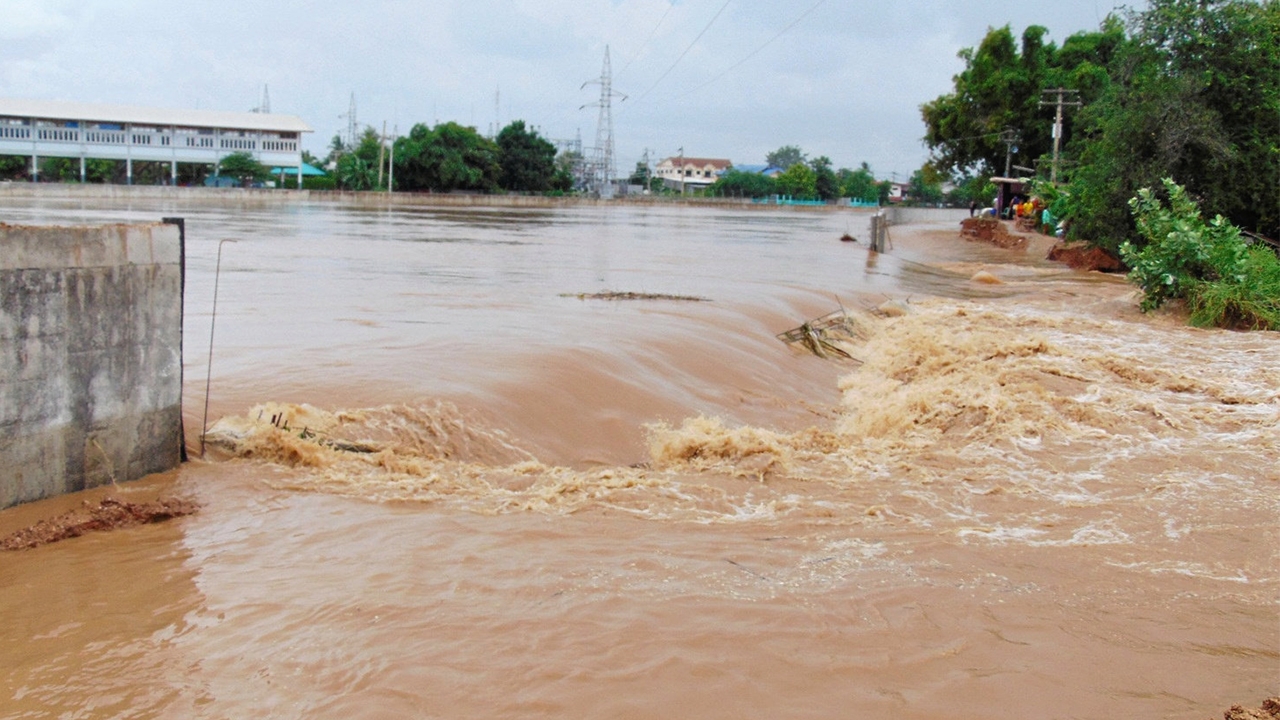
[[0, 98, 312, 133], [732, 164, 784, 176], [660, 157, 732, 169], [270, 163, 327, 176]]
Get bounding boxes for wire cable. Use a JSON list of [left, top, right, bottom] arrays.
[[631, 0, 733, 105], [675, 0, 827, 99], [617, 0, 676, 78]]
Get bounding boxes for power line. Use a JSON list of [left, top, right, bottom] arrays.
[[676, 0, 827, 99], [617, 1, 676, 78], [632, 0, 733, 105]]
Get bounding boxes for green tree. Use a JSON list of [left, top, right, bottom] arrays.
[[217, 152, 270, 184], [628, 161, 651, 186], [809, 156, 839, 201], [336, 153, 376, 190], [393, 122, 501, 193], [325, 134, 347, 166], [39, 157, 79, 182], [949, 174, 997, 206], [775, 163, 817, 199], [1068, 0, 1280, 252], [553, 150, 582, 192], [766, 145, 806, 169], [709, 168, 776, 198], [838, 162, 880, 203], [907, 166, 945, 206], [0, 155, 29, 180], [176, 162, 211, 186], [921, 24, 1063, 177], [496, 120, 557, 192]]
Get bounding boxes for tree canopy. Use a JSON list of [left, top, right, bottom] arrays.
[[1069, 0, 1280, 251], [921, 0, 1279, 250], [775, 163, 817, 199], [217, 152, 270, 183], [766, 145, 806, 170], [709, 168, 776, 198], [393, 122, 501, 193], [837, 163, 881, 203], [496, 120, 557, 192]]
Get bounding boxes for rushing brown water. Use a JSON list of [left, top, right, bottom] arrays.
[[1, 197, 1276, 718]]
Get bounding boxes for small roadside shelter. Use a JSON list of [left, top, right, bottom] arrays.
[[991, 176, 1031, 218]]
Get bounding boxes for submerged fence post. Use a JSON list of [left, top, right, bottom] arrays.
[[201, 238, 237, 457], [869, 212, 891, 253]]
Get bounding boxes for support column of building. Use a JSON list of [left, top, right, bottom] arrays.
[[30, 153, 38, 182], [80, 156, 86, 183], [126, 157, 133, 185], [171, 160, 177, 186]]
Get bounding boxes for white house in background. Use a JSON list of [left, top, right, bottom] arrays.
[[655, 156, 732, 191], [887, 181, 909, 203], [0, 98, 312, 186]]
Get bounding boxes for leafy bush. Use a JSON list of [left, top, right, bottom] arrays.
[[302, 175, 336, 190], [1186, 245, 1280, 330], [1121, 178, 1280, 329]]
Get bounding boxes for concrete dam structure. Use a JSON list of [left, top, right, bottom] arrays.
[[1, 221, 184, 509]]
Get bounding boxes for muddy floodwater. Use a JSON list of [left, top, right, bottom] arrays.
[[1, 196, 1276, 718]]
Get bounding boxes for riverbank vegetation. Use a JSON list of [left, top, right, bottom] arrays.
[[922, 0, 1278, 251], [1123, 179, 1280, 330], [922, 0, 1278, 329], [706, 151, 886, 204]]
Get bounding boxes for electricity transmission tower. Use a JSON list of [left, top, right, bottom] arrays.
[[251, 84, 271, 114], [339, 92, 358, 149], [581, 46, 626, 198]]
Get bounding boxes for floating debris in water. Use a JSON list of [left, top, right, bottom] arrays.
[[562, 291, 710, 302], [777, 308, 869, 362]]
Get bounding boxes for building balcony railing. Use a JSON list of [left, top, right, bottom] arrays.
[[0, 124, 298, 153]]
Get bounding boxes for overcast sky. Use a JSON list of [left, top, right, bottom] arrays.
[[1, 0, 1132, 180]]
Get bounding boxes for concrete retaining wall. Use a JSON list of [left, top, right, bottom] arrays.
[[882, 206, 972, 225], [0, 182, 873, 213], [1, 222, 183, 509]]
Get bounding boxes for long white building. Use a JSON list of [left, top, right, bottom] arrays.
[[0, 98, 312, 186]]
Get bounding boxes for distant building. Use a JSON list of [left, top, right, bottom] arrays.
[[0, 98, 312, 186], [655, 156, 732, 191], [887, 181, 909, 203]]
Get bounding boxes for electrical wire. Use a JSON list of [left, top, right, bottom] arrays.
[[675, 0, 827, 99], [617, 0, 676, 78], [631, 0, 733, 105]]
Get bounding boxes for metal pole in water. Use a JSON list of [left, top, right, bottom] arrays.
[[201, 239, 238, 457]]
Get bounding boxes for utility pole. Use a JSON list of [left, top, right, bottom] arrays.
[[377, 120, 387, 189], [678, 146, 684, 195], [1000, 128, 1019, 177], [1039, 87, 1081, 184], [388, 124, 397, 192]]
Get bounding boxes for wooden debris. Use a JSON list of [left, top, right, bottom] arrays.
[[777, 309, 868, 363], [562, 291, 710, 302]]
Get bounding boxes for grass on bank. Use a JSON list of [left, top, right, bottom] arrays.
[[1121, 179, 1280, 331]]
